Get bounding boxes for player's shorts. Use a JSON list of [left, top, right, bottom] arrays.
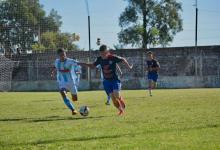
[[58, 81, 78, 95], [75, 77, 80, 88], [103, 79, 121, 95], [147, 72, 158, 82], [102, 81, 109, 96]]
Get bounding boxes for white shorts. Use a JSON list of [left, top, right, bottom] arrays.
[[58, 81, 78, 95], [75, 77, 80, 87]]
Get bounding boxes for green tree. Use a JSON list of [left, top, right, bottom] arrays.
[[0, 0, 61, 52], [40, 32, 80, 51], [118, 0, 183, 48]]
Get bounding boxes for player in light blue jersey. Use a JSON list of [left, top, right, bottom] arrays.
[[51, 48, 78, 115]]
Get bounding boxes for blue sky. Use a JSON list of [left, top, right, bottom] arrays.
[[39, 0, 220, 50]]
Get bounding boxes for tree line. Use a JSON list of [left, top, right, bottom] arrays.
[[0, 0, 79, 54], [0, 0, 183, 53]]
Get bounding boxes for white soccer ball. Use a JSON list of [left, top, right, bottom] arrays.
[[79, 106, 89, 116]]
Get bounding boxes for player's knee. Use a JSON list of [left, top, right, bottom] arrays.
[[113, 92, 120, 99], [60, 91, 67, 99], [72, 94, 78, 101]]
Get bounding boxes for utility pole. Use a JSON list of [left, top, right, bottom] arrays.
[[84, 0, 91, 52], [84, 0, 92, 88], [195, 0, 198, 50], [194, 0, 198, 76]]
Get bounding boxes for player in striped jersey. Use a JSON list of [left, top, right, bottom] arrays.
[[51, 48, 78, 115]]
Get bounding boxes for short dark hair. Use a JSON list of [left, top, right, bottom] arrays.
[[57, 48, 65, 55], [147, 51, 153, 55], [99, 45, 107, 51]]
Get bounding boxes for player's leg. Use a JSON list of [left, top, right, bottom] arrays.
[[148, 79, 153, 96], [105, 91, 111, 105], [147, 73, 154, 96], [152, 73, 158, 89], [59, 88, 77, 115], [112, 80, 125, 115], [103, 81, 111, 105], [70, 83, 78, 102], [75, 76, 80, 88], [150, 73, 158, 96], [106, 93, 111, 105], [103, 80, 121, 111]]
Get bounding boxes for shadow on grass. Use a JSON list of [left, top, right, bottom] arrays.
[[0, 115, 111, 123], [32, 99, 56, 103], [33, 134, 127, 145], [124, 96, 147, 100], [0, 123, 219, 147], [0, 133, 133, 147], [2, 123, 220, 147]]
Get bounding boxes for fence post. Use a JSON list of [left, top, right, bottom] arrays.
[[36, 57, 39, 80]]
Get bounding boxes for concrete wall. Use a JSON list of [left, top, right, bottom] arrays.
[[10, 75, 220, 91], [2, 45, 220, 91]]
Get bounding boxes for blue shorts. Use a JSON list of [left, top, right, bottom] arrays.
[[103, 79, 121, 95], [147, 73, 158, 82]]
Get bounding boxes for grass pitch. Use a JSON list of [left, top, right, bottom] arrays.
[[0, 89, 220, 150]]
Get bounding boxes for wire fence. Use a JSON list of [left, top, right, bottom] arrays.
[[0, 46, 220, 91]]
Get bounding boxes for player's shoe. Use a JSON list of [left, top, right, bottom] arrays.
[[105, 101, 110, 105], [72, 98, 78, 102], [72, 109, 78, 115], [118, 109, 124, 116]]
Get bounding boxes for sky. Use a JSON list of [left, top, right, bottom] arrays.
[[39, 0, 220, 50]]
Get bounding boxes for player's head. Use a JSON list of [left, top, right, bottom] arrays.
[[99, 44, 109, 59], [147, 51, 154, 60], [57, 48, 66, 61]]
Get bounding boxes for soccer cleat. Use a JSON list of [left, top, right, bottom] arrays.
[[72, 98, 78, 102], [105, 101, 110, 105], [72, 109, 78, 115], [118, 109, 124, 116]]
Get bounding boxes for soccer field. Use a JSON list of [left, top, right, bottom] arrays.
[[0, 89, 219, 150]]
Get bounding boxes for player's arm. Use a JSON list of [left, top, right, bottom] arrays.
[[78, 62, 96, 69], [121, 57, 133, 70], [78, 57, 100, 69], [146, 67, 153, 72], [51, 67, 56, 78], [152, 67, 160, 71], [116, 64, 123, 76], [75, 71, 81, 74]]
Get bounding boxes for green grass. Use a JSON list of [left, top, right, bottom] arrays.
[[0, 89, 220, 150]]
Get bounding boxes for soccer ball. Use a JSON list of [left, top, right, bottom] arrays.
[[79, 106, 89, 116]]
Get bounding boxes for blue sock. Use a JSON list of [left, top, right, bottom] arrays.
[[107, 95, 111, 103], [63, 97, 75, 111]]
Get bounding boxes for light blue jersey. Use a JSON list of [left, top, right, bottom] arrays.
[[54, 58, 79, 95], [55, 58, 78, 84]]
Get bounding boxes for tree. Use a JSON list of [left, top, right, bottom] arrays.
[[0, 0, 62, 52], [118, 0, 183, 48], [39, 32, 80, 51]]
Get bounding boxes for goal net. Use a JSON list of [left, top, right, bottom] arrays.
[[0, 55, 17, 91]]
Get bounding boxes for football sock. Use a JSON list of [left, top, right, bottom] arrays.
[[149, 87, 152, 96], [63, 97, 75, 111], [107, 95, 111, 103]]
